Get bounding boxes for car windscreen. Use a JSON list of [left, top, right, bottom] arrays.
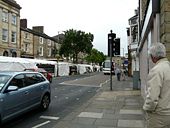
[[0, 75, 11, 91]]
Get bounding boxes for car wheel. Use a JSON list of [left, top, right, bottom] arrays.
[[40, 94, 50, 110]]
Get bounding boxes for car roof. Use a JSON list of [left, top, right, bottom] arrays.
[[0, 71, 40, 76]]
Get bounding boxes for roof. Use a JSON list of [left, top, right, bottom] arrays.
[[20, 27, 57, 42], [2, 0, 21, 9], [128, 14, 138, 21]]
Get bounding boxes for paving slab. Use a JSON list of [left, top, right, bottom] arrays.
[[119, 109, 143, 115], [118, 120, 145, 128], [78, 112, 103, 118]]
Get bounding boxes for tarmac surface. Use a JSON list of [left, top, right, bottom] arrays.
[[53, 75, 146, 128]]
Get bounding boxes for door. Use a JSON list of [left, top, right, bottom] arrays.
[[24, 73, 45, 106], [1, 74, 26, 121]]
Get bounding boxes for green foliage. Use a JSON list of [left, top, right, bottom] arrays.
[[85, 48, 106, 65], [59, 29, 93, 63]]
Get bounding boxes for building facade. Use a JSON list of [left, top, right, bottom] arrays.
[[138, 0, 170, 97], [127, 10, 139, 77], [0, 0, 21, 57], [0, 1, 60, 59], [20, 19, 59, 59]]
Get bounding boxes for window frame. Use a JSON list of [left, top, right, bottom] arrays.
[[11, 14, 17, 25], [39, 37, 43, 44], [11, 31, 16, 43], [39, 46, 43, 56], [2, 28, 8, 42], [2, 11, 8, 22], [24, 43, 30, 52], [48, 48, 51, 57], [47, 39, 51, 46]]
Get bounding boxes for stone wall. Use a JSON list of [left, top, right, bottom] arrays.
[[141, 0, 148, 21], [160, 0, 170, 59]]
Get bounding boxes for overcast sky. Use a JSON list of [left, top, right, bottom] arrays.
[[16, 0, 138, 56]]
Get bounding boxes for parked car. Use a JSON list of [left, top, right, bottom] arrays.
[[24, 68, 52, 83], [0, 71, 51, 124]]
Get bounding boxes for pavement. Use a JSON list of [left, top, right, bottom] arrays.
[[53, 75, 146, 128]]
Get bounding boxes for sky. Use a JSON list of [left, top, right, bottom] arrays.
[[16, 0, 138, 56]]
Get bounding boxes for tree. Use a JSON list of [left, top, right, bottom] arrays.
[[85, 48, 106, 65], [59, 29, 93, 63]]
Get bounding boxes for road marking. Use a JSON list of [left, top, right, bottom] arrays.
[[60, 82, 100, 87], [32, 121, 50, 128], [40, 116, 60, 120]]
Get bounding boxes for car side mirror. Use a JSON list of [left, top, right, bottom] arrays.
[[6, 85, 18, 92]]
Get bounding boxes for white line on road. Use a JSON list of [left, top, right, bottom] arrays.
[[40, 116, 60, 120], [32, 121, 50, 128], [60, 82, 100, 87]]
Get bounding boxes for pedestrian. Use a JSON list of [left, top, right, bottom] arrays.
[[143, 42, 170, 128], [115, 67, 121, 81]]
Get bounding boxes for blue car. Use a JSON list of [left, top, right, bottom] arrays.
[[0, 71, 51, 124]]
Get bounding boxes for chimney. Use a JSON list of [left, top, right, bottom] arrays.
[[20, 19, 27, 28], [32, 26, 44, 33]]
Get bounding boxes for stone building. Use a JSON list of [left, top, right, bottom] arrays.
[[127, 10, 139, 77], [20, 19, 59, 59], [138, 0, 170, 97], [0, 0, 21, 57]]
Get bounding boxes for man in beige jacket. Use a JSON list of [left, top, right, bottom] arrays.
[[143, 43, 170, 128]]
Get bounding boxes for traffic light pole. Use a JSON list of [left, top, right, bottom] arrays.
[[110, 41, 113, 91], [108, 30, 116, 91]]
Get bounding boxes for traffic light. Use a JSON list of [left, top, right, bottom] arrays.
[[114, 38, 120, 55], [108, 31, 116, 57]]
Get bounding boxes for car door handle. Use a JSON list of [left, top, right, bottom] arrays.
[[40, 86, 44, 90], [24, 91, 29, 95]]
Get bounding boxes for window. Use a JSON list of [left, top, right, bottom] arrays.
[[12, 52, 17, 57], [0, 75, 11, 91], [48, 48, 51, 56], [11, 15, 17, 25], [3, 51, 8, 56], [25, 73, 37, 86], [11, 31, 16, 43], [39, 46, 43, 56], [36, 74, 46, 82], [47, 39, 51, 46], [39, 37, 43, 44], [24, 32, 29, 39], [9, 74, 24, 89], [2, 29, 8, 42], [24, 43, 30, 52], [25, 73, 45, 86], [2, 11, 8, 22]]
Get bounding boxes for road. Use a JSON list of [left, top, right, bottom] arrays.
[[2, 72, 110, 128]]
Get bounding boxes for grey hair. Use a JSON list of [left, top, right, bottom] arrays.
[[149, 42, 166, 58]]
